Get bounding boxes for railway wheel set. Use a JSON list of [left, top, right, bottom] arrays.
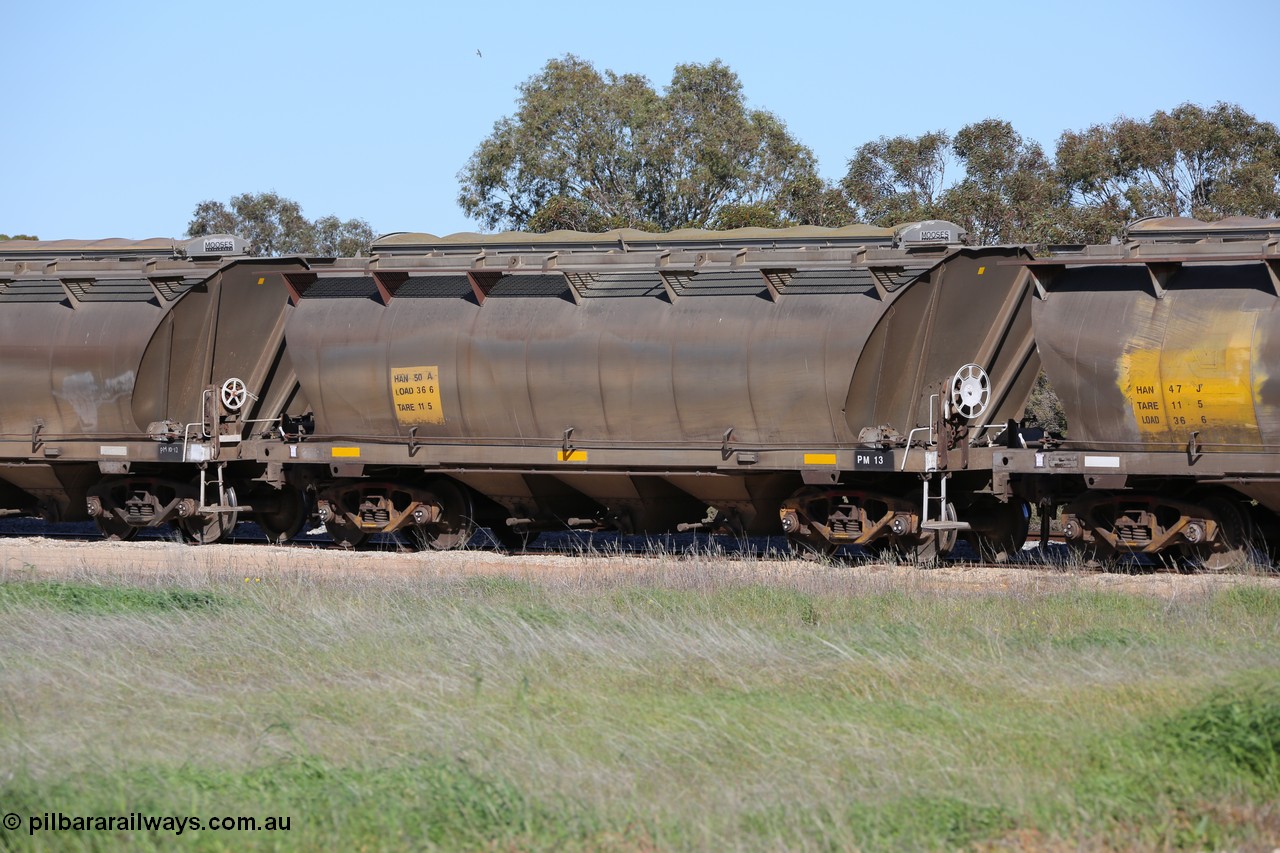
[[1, 218, 1277, 568]]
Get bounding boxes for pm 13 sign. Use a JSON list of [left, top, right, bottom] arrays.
[[853, 450, 893, 470]]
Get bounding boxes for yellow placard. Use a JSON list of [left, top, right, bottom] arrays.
[[803, 453, 838, 466], [332, 447, 361, 458], [557, 449, 588, 462], [391, 366, 444, 425], [1118, 333, 1260, 445]]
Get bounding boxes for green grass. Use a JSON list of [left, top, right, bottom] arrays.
[[2, 757, 622, 851], [1, 565, 1279, 850], [1154, 681, 1280, 786], [0, 580, 230, 614], [1064, 678, 1280, 850]]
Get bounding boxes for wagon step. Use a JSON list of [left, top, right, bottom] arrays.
[[921, 520, 972, 531]]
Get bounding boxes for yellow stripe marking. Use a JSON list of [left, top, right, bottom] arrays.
[[257, 277, 265, 285], [977, 266, 985, 275], [803, 453, 837, 466], [557, 449, 588, 462], [331, 447, 361, 458]]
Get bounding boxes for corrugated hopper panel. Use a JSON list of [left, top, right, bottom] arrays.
[[303, 277, 380, 300], [0, 280, 66, 303], [786, 269, 880, 296], [396, 276, 473, 299], [488, 275, 570, 298], [69, 279, 155, 302], [568, 271, 666, 298]]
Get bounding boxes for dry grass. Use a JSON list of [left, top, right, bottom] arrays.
[[0, 541, 1278, 850]]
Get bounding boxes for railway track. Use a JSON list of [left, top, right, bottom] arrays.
[[1, 518, 1254, 574]]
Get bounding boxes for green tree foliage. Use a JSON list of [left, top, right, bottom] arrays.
[[709, 202, 788, 230], [1056, 102, 1280, 242], [778, 174, 858, 228], [843, 123, 1069, 244], [187, 192, 374, 257], [1024, 372, 1068, 437], [0, 233, 39, 241], [526, 197, 607, 233], [312, 215, 378, 257], [457, 55, 845, 232], [838, 105, 1279, 245], [942, 119, 1068, 245], [842, 131, 952, 226], [461, 58, 1279, 246]]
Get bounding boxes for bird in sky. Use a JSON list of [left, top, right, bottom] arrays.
[[476, 49, 483, 58]]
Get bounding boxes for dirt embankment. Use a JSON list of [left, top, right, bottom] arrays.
[[3, 536, 1278, 598]]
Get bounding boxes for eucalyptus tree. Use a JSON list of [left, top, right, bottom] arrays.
[[842, 131, 953, 226], [1056, 102, 1280, 241], [458, 55, 833, 232], [187, 192, 374, 257]]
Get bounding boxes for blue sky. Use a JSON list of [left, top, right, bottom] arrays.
[[3, 0, 1275, 241]]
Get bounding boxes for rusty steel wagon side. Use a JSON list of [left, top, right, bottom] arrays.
[[997, 217, 1280, 568], [0, 236, 309, 542], [268, 221, 1041, 557]]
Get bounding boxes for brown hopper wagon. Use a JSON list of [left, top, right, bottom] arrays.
[[0, 222, 1041, 559], [0, 236, 308, 542], [999, 216, 1280, 568], [274, 221, 1039, 557]]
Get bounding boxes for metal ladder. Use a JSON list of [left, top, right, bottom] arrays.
[[920, 472, 970, 534], [919, 388, 971, 537]]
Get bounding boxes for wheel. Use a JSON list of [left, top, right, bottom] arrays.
[[325, 518, 368, 549], [786, 536, 838, 560], [972, 500, 1031, 563], [177, 486, 239, 545], [95, 514, 138, 542], [1184, 497, 1257, 572], [911, 501, 958, 564], [255, 487, 308, 544], [864, 539, 908, 563], [485, 525, 541, 553], [398, 480, 475, 551], [1067, 539, 1118, 570], [713, 510, 748, 544]]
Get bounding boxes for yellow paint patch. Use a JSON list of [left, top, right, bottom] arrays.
[[257, 277, 265, 285], [391, 366, 444, 425], [1118, 321, 1261, 444], [977, 266, 985, 275], [557, 449, 588, 462], [331, 447, 361, 458], [803, 453, 838, 466]]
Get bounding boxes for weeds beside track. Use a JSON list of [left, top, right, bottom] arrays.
[[1, 544, 1279, 850]]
